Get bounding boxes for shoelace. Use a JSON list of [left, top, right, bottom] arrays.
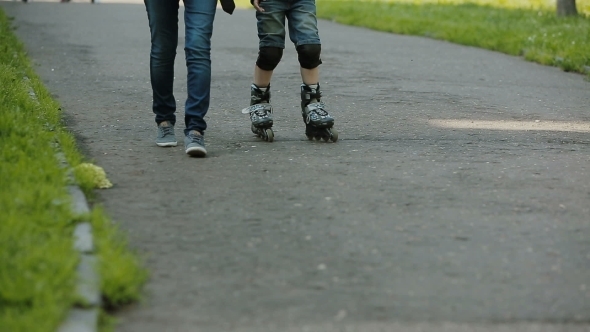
[[188, 133, 204, 144], [161, 126, 174, 136]]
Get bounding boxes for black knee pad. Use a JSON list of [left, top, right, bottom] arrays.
[[296, 44, 322, 69], [256, 47, 283, 71]]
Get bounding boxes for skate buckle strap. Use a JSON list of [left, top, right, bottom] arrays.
[[307, 102, 327, 115], [241, 103, 272, 115]]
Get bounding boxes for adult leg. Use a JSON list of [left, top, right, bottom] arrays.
[[145, 0, 179, 125], [183, 0, 217, 136]]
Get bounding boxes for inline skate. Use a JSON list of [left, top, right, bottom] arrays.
[[301, 83, 338, 142], [241, 84, 274, 142]]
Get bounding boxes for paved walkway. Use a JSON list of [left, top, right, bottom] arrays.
[[2, 2, 590, 331]]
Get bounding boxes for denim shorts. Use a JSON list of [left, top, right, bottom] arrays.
[[255, 0, 321, 48]]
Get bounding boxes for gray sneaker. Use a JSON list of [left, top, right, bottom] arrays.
[[184, 130, 207, 157], [156, 121, 177, 147]]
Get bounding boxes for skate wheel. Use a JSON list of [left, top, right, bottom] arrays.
[[251, 124, 258, 135], [330, 128, 339, 142], [306, 134, 314, 140], [265, 128, 274, 142]]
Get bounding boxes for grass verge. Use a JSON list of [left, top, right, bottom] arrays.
[[316, 1, 589, 75], [235, 0, 589, 76], [0, 8, 147, 332], [364, 0, 590, 16]]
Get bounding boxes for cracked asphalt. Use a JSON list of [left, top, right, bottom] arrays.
[[2, 2, 589, 331]]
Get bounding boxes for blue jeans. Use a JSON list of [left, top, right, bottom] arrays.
[[256, 0, 321, 48], [145, 0, 217, 135]]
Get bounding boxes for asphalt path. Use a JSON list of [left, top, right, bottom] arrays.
[[2, 2, 589, 331]]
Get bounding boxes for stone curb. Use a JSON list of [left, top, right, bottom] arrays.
[[24, 76, 101, 332], [56, 162, 102, 332], [57, 160, 102, 332]]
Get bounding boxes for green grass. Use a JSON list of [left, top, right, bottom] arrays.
[[236, 0, 589, 75], [90, 207, 146, 308], [316, 1, 589, 75], [364, 0, 590, 16], [236, 0, 590, 15], [0, 9, 146, 332]]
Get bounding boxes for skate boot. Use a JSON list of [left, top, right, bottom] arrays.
[[241, 83, 274, 142], [301, 83, 338, 142]]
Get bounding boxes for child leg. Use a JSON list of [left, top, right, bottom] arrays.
[[285, 2, 337, 142], [300, 67, 319, 86], [246, 47, 284, 142], [244, 0, 290, 141]]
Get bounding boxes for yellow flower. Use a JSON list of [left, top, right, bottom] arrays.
[[74, 163, 113, 189]]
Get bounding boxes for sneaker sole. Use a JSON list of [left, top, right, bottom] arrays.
[[156, 141, 178, 147], [186, 146, 207, 157]]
